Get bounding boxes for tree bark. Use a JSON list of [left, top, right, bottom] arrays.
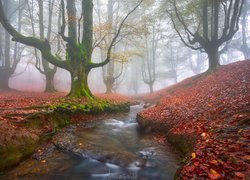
[[149, 83, 153, 94], [0, 68, 10, 90], [0, 1, 11, 90], [69, 67, 93, 99], [240, 1, 250, 59], [37, 0, 56, 92], [207, 47, 220, 71], [106, 85, 113, 94], [45, 71, 56, 92]]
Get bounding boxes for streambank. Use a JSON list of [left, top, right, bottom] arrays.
[[2, 105, 179, 180], [136, 61, 250, 179], [0, 99, 132, 173]]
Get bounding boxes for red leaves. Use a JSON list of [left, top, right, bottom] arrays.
[[0, 92, 65, 109], [139, 61, 250, 179], [210, 160, 219, 167], [96, 93, 138, 105], [208, 169, 221, 179], [0, 92, 136, 123], [153, 134, 166, 144], [235, 172, 246, 178]]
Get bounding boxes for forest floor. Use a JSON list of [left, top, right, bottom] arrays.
[[0, 91, 137, 171], [0, 92, 137, 122], [1, 61, 249, 179], [138, 60, 250, 179]]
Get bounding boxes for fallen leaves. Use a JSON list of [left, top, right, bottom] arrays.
[[191, 152, 196, 159], [40, 160, 46, 163], [138, 61, 250, 179], [235, 172, 246, 178], [0, 92, 136, 123], [153, 135, 166, 144], [208, 169, 221, 179], [210, 160, 219, 166]]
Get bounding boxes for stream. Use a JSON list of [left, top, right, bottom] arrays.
[[7, 106, 179, 180]]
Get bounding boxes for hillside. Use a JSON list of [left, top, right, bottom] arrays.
[[137, 60, 250, 179]]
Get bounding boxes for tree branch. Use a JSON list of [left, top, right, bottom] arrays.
[[90, 0, 144, 68], [0, 0, 68, 70], [168, 10, 202, 50]]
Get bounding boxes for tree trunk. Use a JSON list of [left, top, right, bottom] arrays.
[[106, 85, 112, 94], [0, 0, 143, 98], [45, 71, 56, 92], [240, 0, 249, 59], [149, 83, 153, 94], [207, 47, 220, 71], [0, 68, 10, 90], [242, 48, 250, 59], [69, 68, 93, 99], [103, 0, 115, 94], [105, 78, 114, 94], [37, 0, 56, 92]]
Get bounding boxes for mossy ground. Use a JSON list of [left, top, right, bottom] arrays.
[[0, 96, 132, 174]]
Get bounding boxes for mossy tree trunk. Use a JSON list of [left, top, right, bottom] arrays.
[[69, 65, 93, 99], [0, 0, 143, 98]]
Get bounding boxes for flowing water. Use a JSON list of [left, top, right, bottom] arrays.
[[7, 106, 179, 180]]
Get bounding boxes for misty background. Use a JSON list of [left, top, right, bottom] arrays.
[[0, 0, 249, 95]]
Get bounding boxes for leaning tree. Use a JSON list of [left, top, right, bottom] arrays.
[[168, 0, 244, 71], [0, 0, 142, 98]]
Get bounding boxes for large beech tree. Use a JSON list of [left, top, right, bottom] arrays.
[[0, 0, 142, 98], [168, 0, 244, 71]]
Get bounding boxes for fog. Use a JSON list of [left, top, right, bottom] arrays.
[[0, 0, 249, 95]]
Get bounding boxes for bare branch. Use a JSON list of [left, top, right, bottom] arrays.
[[90, 0, 144, 68], [0, 1, 68, 70]]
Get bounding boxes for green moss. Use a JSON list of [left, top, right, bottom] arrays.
[[52, 99, 129, 115], [52, 113, 70, 128], [0, 138, 37, 171]]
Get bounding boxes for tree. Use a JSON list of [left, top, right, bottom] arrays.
[[36, 0, 57, 92], [0, 0, 143, 98], [239, 0, 250, 59], [97, 0, 125, 94], [0, 0, 26, 90], [142, 25, 157, 93], [141, 13, 163, 93], [95, 0, 142, 94], [129, 58, 140, 95], [168, 0, 244, 71]]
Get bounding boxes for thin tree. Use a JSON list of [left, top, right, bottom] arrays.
[[35, 0, 57, 92], [240, 0, 250, 59], [0, 0, 27, 90], [0, 0, 143, 98], [142, 26, 156, 93]]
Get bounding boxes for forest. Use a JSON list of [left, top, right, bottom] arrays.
[[0, 0, 249, 179]]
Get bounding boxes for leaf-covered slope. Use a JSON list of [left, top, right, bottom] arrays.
[[138, 60, 250, 179]]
